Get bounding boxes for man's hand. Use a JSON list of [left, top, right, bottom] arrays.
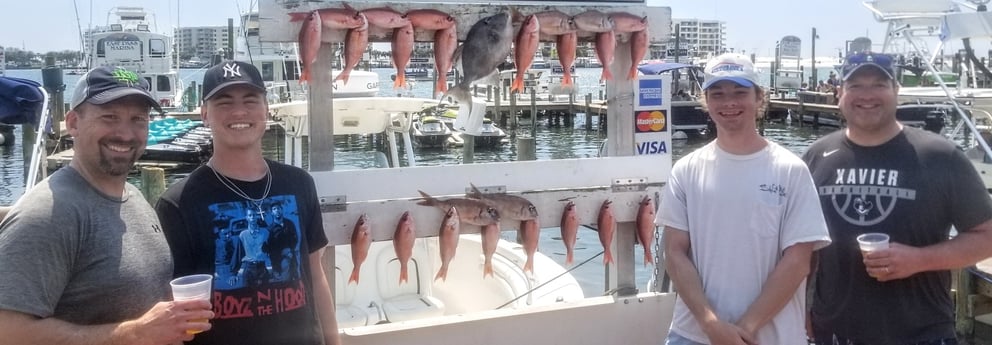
[[863, 243, 922, 282], [702, 319, 755, 345], [119, 300, 215, 345]]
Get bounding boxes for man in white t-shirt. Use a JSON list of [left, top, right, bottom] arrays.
[[658, 53, 831, 345]]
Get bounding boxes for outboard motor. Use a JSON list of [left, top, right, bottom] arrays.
[[924, 110, 946, 134]]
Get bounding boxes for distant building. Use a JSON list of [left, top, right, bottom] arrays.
[[662, 18, 726, 61], [174, 26, 233, 61]]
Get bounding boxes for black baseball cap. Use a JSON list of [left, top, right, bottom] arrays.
[[70, 66, 162, 112], [201, 60, 266, 100]]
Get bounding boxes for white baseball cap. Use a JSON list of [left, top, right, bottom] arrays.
[[702, 53, 758, 90]]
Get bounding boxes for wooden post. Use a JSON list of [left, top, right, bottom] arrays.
[[530, 89, 538, 138], [517, 137, 536, 161], [585, 93, 592, 130], [494, 88, 502, 129], [462, 135, 475, 164], [508, 93, 516, 131], [797, 95, 805, 128], [955, 268, 975, 339], [140, 167, 166, 204]]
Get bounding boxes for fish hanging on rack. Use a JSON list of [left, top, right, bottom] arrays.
[[391, 23, 414, 89], [417, 190, 500, 226], [481, 222, 501, 278], [636, 196, 656, 266], [433, 26, 457, 95], [608, 12, 648, 33], [394, 211, 416, 284], [288, 8, 365, 30], [572, 10, 614, 33], [594, 31, 616, 82], [405, 9, 457, 30], [520, 219, 540, 273], [358, 7, 410, 29], [597, 199, 616, 266], [442, 12, 514, 120], [629, 28, 649, 80], [435, 207, 460, 282], [511, 14, 540, 94], [560, 201, 579, 266], [336, 12, 369, 85], [348, 214, 372, 284], [466, 183, 537, 221], [557, 32, 578, 90], [296, 10, 321, 83]]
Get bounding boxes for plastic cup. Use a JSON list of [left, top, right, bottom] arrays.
[[856, 233, 890, 253], [170, 274, 212, 334]]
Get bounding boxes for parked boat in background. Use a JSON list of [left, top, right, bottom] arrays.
[[411, 115, 453, 148], [86, 6, 183, 111], [636, 61, 712, 137]]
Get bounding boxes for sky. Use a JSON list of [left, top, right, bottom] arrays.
[[0, 0, 916, 58]]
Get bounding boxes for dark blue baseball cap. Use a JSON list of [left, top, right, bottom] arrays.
[[70, 66, 162, 112], [841, 52, 896, 81]]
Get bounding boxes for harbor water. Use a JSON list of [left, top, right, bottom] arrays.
[[0, 66, 839, 296]]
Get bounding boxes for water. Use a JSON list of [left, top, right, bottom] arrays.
[[0, 66, 840, 296]]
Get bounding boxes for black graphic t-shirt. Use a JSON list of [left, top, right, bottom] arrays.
[[156, 160, 329, 345], [803, 127, 992, 345]]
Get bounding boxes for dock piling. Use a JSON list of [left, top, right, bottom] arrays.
[[140, 167, 166, 204]]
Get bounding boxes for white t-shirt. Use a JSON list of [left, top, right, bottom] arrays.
[[658, 140, 831, 344]]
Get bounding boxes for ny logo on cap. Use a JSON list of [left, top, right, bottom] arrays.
[[111, 68, 139, 86], [223, 63, 242, 79]]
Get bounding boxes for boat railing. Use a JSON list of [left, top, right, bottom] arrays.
[[880, 6, 992, 159]]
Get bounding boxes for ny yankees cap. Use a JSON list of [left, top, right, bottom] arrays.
[[201, 60, 267, 100], [702, 53, 759, 90], [70, 66, 162, 112]]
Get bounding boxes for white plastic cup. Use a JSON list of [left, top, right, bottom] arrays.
[[170, 274, 213, 334], [856, 233, 890, 253], [170, 274, 213, 301]]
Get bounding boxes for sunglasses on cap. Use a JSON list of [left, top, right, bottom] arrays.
[[841, 52, 896, 80]]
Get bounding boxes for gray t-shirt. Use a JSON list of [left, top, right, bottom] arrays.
[[0, 167, 172, 325]]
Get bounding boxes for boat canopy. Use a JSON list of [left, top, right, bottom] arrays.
[[636, 62, 696, 75], [0, 77, 44, 126], [940, 11, 992, 42]]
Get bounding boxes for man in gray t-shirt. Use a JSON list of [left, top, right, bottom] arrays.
[[0, 66, 213, 344]]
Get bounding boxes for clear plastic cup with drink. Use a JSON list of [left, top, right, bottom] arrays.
[[170, 274, 213, 334], [857, 233, 890, 253]]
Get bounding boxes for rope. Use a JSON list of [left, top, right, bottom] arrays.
[[495, 250, 604, 310]]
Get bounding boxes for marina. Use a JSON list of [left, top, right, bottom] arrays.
[[8, 0, 992, 343]]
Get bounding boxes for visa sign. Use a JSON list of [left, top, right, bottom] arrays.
[[636, 140, 668, 155]]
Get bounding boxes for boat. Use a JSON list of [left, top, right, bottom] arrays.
[[864, 0, 992, 111], [241, 4, 679, 344], [636, 61, 713, 136], [410, 115, 452, 148], [333, 235, 584, 328], [440, 116, 508, 148], [85, 7, 183, 111]]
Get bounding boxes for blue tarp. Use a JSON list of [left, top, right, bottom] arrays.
[[636, 62, 696, 75], [0, 77, 44, 126]]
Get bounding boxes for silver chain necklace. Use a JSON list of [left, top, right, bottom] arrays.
[[209, 161, 272, 217]]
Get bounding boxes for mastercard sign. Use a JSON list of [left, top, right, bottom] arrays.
[[635, 110, 667, 133]]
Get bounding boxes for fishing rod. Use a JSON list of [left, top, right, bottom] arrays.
[[495, 250, 604, 310]]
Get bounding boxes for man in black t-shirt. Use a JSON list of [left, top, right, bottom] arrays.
[[803, 52, 992, 345], [155, 61, 340, 345]]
